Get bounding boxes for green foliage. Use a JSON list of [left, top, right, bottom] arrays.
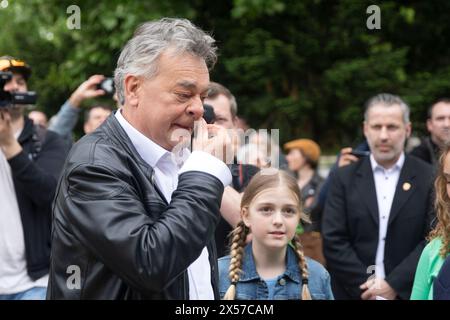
[[1, 0, 450, 151]]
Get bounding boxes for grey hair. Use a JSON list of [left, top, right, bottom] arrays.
[[206, 82, 238, 118], [364, 93, 410, 123], [114, 18, 217, 106]]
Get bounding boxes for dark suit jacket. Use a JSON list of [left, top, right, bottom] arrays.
[[322, 155, 435, 300]]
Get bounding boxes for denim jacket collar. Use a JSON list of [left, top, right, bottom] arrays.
[[239, 243, 301, 284]]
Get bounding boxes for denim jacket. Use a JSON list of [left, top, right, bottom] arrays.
[[218, 243, 334, 300]]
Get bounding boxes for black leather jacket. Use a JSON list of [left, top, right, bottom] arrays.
[[47, 115, 225, 299]]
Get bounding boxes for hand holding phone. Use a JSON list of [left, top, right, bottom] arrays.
[[338, 147, 368, 168], [349, 150, 370, 158]]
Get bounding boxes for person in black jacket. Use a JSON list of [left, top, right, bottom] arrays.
[[410, 98, 450, 166], [322, 93, 434, 300], [0, 56, 68, 300], [47, 18, 233, 300]]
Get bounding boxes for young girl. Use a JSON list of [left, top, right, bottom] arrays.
[[218, 170, 334, 300], [411, 144, 450, 299]]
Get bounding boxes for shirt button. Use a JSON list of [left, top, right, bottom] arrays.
[[382, 216, 386, 219], [278, 278, 286, 286]]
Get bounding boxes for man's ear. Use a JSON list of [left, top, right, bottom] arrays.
[[406, 122, 412, 138], [426, 119, 432, 133], [363, 121, 368, 139], [123, 75, 141, 107], [241, 207, 251, 228]]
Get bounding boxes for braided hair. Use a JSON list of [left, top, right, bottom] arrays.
[[223, 169, 311, 300], [428, 142, 450, 257], [292, 234, 312, 299], [223, 221, 250, 300]]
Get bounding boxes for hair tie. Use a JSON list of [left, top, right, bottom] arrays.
[[231, 281, 237, 286], [302, 278, 308, 285]]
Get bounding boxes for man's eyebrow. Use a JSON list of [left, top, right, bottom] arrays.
[[176, 81, 209, 94], [176, 81, 197, 90]]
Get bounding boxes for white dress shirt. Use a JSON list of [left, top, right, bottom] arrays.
[[115, 110, 231, 299], [370, 153, 405, 279]]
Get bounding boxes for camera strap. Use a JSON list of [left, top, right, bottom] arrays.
[[29, 125, 47, 161]]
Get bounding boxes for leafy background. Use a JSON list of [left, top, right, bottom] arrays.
[[1, 0, 450, 150]]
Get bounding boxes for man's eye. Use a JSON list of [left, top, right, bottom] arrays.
[[176, 93, 191, 101]]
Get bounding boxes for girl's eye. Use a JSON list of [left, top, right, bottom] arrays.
[[283, 208, 297, 215], [259, 207, 273, 214]]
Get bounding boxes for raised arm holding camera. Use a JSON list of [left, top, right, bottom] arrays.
[[48, 74, 113, 145]]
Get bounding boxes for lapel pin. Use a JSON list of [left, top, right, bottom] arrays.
[[403, 182, 411, 191]]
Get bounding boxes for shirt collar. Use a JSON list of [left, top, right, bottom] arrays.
[[239, 243, 301, 283], [370, 152, 405, 173], [115, 109, 169, 168]]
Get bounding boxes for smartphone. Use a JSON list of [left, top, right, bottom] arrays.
[[97, 77, 115, 95], [203, 104, 215, 124], [350, 150, 370, 158]]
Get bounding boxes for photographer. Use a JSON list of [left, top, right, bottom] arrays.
[[49, 75, 114, 144], [0, 56, 68, 300]]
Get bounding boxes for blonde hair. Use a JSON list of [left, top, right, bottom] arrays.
[[223, 170, 311, 300], [428, 143, 450, 257]]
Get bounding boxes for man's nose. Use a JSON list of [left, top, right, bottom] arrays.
[[379, 127, 389, 140], [444, 118, 450, 127], [187, 96, 204, 120]]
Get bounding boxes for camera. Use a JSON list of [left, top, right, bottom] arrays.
[[97, 77, 115, 96], [0, 71, 37, 108]]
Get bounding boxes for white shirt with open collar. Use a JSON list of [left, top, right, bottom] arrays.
[[370, 152, 405, 280], [115, 109, 231, 299]]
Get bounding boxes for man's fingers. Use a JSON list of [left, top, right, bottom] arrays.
[[340, 147, 353, 155], [193, 118, 208, 150], [87, 74, 105, 84], [361, 288, 373, 300], [344, 154, 359, 163], [0, 109, 11, 122]]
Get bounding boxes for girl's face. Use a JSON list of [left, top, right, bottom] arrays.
[[286, 149, 306, 171], [444, 152, 450, 198], [242, 186, 301, 250]]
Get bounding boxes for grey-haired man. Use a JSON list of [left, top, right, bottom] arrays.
[[47, 18, 232, 300]]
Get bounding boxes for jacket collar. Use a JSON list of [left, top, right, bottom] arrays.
[[114, 109, 169, 168], [239, 243, 301, 283], [355, 154, 417, 226]]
